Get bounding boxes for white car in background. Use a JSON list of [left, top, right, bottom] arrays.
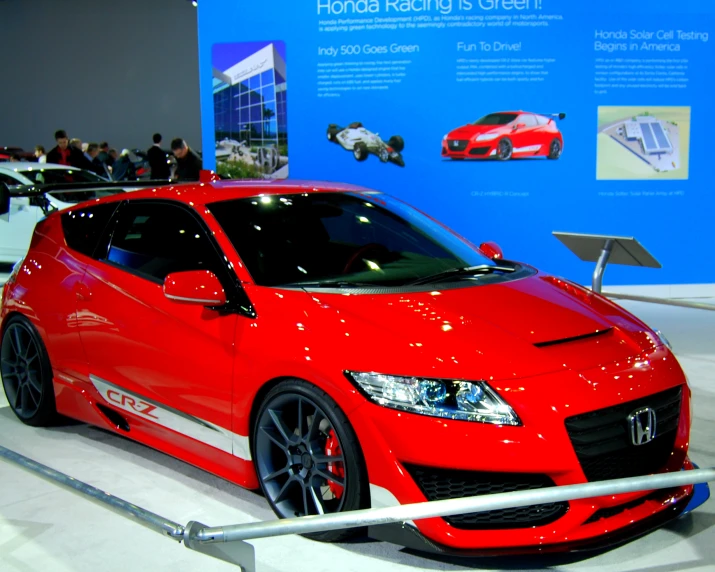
[[0, 161, 110, 187], [0, 163, 126, 265]]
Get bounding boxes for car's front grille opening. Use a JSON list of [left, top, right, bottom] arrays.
[[583, 487, 680, 524], [96, 403, 130, 432], [565, 386, 682, 482], [404, 464, 569, 530], [446, 140, 469, 152], [469, 146, 490, 155]]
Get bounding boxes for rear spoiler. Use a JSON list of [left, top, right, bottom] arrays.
[[537, 112, 566, 122], [0, 179, 174, 217], [6, 179, 174, 197]]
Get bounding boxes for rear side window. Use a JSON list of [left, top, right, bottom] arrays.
[[102, 201, 224, 283], [61, 202, 120, 257]]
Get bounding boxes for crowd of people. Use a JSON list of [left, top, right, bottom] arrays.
[[8, 130, 204, 182]]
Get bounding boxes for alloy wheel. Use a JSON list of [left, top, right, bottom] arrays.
[[255, 393, 347, 518], [1, 323, 43, 419]]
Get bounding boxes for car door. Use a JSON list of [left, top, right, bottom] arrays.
[[511, 113, 539, 152], [76, 199, 243, 458], [0, 173, 43, 263]]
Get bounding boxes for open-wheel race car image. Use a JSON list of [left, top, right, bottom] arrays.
[[327, 122, 405, 167], [1, 178, 708, 557], [442, 111, 566, 161]]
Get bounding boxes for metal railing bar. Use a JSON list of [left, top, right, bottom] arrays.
[[0, 444, 185, 541], [602, 292, 715, 311], [194, 468, 715, 544]]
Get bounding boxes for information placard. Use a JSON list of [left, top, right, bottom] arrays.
[[197, 0, 714, 285]]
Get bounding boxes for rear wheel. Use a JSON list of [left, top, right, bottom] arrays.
[[387, 135, 404, 152], [1, 315, 57, 427], [547, 138, 562, 159], [253, 379, 368, 542]]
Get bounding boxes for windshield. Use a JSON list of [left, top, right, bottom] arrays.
[[473, 113, 517, 126], [208, 192, 504, 288], [17, 168, 107, 184]]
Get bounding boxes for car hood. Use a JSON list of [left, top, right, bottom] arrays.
[[296, 273, 658, 382], [447, 124, 507, 139]]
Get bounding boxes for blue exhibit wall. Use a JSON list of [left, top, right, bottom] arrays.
[[197, 0, 714, 287]]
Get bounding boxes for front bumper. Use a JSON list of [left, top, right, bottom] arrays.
[[442, 138, 497, 159], [368, 483, 697, 556], [350, 350, 693, 551]]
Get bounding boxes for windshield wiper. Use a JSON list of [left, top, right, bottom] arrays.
[[280, 280, 379, 289], [408, 264, 515, 285]]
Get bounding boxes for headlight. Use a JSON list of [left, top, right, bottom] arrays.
[[442, 134, 448, 141], [654, 329, 672, 350], [475, 133, 499, 142], [345, 371, 521, 425]]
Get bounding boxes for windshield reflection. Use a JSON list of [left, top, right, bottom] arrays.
[[208, 191, 510, 288]]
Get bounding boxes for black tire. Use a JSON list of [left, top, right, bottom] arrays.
[[547, 138, 562, 160], [353, 142, 369, 162], [252, 379, 368, 542], [387, 135, 404, 152], [1, 315, 58, 427], [327, 125, 340, 142], [496, 137, 513, 161]]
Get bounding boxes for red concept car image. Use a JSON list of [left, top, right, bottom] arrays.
[[0, 179, 700, 555], [442, 111, 565, 161]]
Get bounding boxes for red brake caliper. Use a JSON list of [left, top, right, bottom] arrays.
[[325, 429, 345, 499]]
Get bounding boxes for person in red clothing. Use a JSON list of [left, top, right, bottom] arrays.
[[46, 130, 92, 169]]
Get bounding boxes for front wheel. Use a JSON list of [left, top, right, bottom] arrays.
[[496, 137, 513, 161], [253, 379, 368, 542], [353, 142, 369, 162]]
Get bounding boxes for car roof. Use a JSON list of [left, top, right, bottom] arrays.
[[70, 179, 380, 209], [0, 162, 83, 171]]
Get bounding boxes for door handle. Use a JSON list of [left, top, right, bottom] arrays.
[[75, 282, 92, 301]]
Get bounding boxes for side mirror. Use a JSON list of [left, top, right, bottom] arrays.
[[163, 270, 227, 307], [199, 170, 222, 183], [479, 241, 504, 260]]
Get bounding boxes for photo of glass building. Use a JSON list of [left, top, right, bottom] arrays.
[[212, 42, 288, 178]]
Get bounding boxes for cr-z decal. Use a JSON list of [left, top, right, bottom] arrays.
[[105, 388, 159, 419], [89, 374, 253, 460]]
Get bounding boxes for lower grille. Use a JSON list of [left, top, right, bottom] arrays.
[[469, 146, 490, 155], [447, 139, 469, 151], [404, 464, 568, 530], [565, 386, 682, 482], [584, 487, 680, 524]]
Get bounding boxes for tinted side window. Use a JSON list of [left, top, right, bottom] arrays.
[[61, 202, 121, 257], [103, 201, 222, 282], [0, 174, 19, 186]]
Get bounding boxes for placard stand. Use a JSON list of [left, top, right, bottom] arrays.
[[552, 232, 662, 293]]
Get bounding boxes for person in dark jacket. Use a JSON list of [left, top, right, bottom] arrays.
[[84, 142, 108, 178], [147, 133, 171, 180], [97, 142, 113, 169], [171, 138, 202, 182], [46, 130, 92, 169]]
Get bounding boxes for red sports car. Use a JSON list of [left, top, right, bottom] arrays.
[[0, 180, 697, 555], [442, 111, 565, 161]]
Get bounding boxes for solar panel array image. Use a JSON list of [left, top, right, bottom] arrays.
[[639, 121, 673, 154]]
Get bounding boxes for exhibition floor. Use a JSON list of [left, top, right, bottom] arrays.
[[0, 298, 713, 572]]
